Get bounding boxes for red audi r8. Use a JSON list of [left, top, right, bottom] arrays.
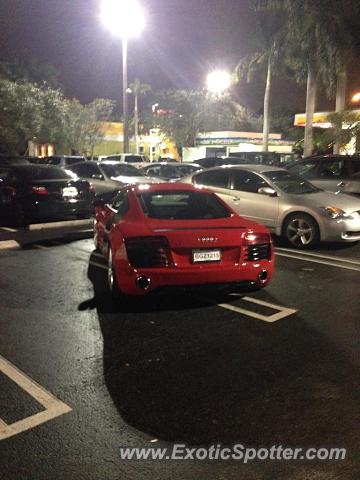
[[93, 183, 274, 297]]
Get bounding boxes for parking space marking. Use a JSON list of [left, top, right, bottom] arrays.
[[0, 355, 72, 441], [276, 247, 360, 266], [0, 227, 18, 232], [276, 252, 360, 272], [217, 296, 297, 323], [0, 240, 20, 250]]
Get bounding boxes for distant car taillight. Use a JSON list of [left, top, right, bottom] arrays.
[[125, 236, 173, 268], [243, 232, 272, 261], [31, 186, 49, 195]]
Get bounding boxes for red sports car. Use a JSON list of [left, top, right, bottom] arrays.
[[93, 183, 274, 297]]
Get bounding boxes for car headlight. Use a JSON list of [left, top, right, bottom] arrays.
[[319, 206, 353, 220]]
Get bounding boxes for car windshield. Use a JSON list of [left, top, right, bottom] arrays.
[[101, 163, 145, 177], [265, 170, 320, 194], [138, 191, 231, 220]]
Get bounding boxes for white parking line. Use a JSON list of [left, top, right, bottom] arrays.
[[217, 296, 297, 323], [0, 227, 18, 232], [0, 355, 72, 441], [0, 240, 20, 250], [276, 252, 360, 272], [276, 247, 360, 266]]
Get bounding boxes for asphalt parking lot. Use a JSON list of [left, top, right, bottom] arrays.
[[0, 226, 359, 479]]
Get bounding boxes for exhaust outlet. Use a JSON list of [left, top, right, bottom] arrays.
[[258, 269, 268, 283], [136, 276, 151, 290]]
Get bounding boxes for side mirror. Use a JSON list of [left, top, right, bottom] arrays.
[[258, 186, 277, 197], [93, 199, 105, 208], [92, 174, 104, 180]]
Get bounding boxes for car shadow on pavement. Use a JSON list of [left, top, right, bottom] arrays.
[[82, 256, 360, 451]]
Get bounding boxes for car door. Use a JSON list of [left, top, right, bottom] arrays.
[[313, 157, 348, 193], [344, 158, 360, 196], [192, 169, 232, 203], [228, 170, 279, 229]]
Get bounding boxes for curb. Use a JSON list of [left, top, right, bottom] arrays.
[[0, 240, 21, 250]]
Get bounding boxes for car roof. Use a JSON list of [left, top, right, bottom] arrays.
[[196, 164, 285, 174], [4, 164, 62, 171], [303, 154, 360, 160], [128, 182, 211, 194], [144, 162, 199, 167]]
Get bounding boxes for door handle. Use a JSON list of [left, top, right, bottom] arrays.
[[232, 196, 240, 201], [337, 181, 346, 187]]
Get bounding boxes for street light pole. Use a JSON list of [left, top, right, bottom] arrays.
[[101, 0, 145, 154], [122, 36, 129, 153]]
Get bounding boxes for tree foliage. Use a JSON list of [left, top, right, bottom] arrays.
[[61, 98, 115, 157], [0, 79, 66, 154], [0, 75, 114, 156], [149, 89, 258, 154]]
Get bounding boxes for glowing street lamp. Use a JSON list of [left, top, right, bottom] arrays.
[[206, 70, 231, 95], [101, 0, 145, 153], [351, 92, 360, 103]]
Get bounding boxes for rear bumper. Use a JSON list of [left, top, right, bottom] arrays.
[[114, 259, 274, 296], [24, 198, 94, 220]]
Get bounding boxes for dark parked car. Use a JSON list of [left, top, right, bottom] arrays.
[[0, 164, 95, 226], [68, 160, 158, 195], [193, 153, 294, 169], [288, 155, 360, 197], [0, 155, 30, 166], [141, 162, 202, 180], [228, 151, 295, 167], [192, 157, 247, 169], [43, 155, 87, 168]]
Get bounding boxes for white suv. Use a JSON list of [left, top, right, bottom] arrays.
[[101, 154, 149, 168]]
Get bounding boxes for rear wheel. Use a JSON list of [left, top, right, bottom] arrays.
[[283, 213, 319, 248]]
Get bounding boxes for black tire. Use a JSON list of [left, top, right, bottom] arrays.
[[283, 213, 320, 249]]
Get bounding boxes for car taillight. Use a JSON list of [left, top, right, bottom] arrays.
[[125, 236, 173, 268], [243, 232, 272, 261], [31, 186, 49, 195]]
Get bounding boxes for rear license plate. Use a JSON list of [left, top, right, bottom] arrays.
[[62, 187, 78, 198], [192, 249, 221, 263]]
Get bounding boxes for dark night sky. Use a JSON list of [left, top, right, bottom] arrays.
[[0, 0, 358, 114]]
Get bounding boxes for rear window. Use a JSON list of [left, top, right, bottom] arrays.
[[138, 191, 230, 220], [14, 166, 77, 180], [44, 157, 61, 165], [125, 155, 143, 163]]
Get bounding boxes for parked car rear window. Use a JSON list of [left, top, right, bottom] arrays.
[[125, 155, 143, 163], [101, 163, 144, 177], [138, 191, 230, 220], [13, 166, 77, 180]]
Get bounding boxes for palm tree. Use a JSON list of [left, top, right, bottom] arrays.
[[272, 0, 359, 156], [128, 79, 151, 154], [235, 2, 285, 151]]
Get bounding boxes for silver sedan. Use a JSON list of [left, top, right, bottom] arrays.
[[181, 165, 360, 248]]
